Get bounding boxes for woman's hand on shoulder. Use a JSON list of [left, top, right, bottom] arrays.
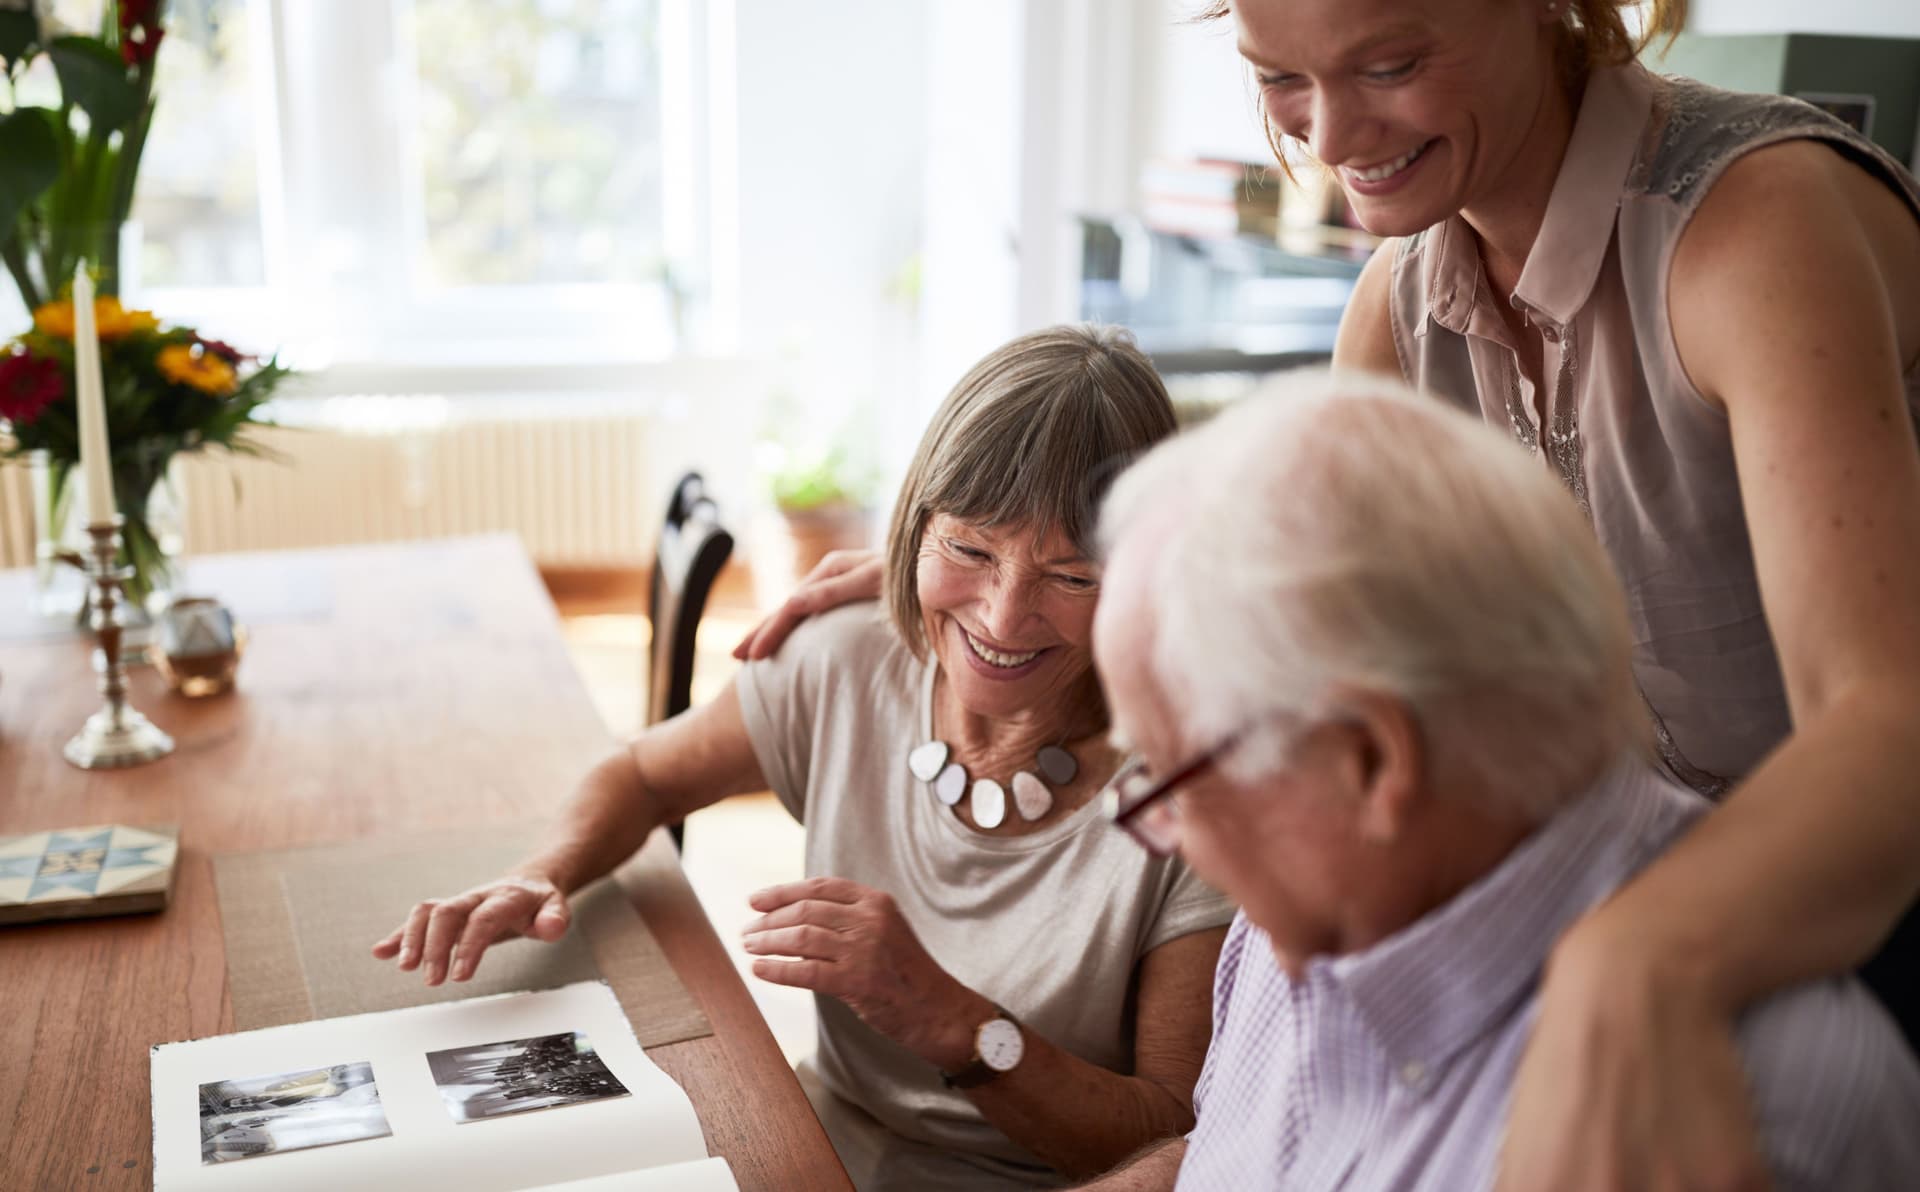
[[1494, 918, 1769, 1192], [731, 550, 884, 661], [370, 871, 571, 986], [742, 876, 983, 1068]]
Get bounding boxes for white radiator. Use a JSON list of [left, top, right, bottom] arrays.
[[0, 400, 659, 569]]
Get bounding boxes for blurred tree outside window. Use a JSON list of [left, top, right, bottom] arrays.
[[4, 0, 690, 364], [133, 0, 266, 289], [409, 0, 664, 289]]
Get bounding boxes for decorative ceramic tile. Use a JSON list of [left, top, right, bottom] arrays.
[[0, 823, 179, 925]]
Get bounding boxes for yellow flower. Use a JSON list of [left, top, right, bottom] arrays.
[[30, 296, 161, 341], [157, 343, 238, 395], [31, 300, 74, 338], [99, 300, 160, 338]]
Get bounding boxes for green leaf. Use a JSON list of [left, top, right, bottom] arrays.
[[0, 11, 39, 70], [0, 108, 60, 248], [48, 36, 140, 133]]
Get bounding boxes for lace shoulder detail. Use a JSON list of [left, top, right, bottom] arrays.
[[1634, 74, 1920, 216]]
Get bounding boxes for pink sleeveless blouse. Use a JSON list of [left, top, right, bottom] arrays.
[[1388, 63, 1920, 796]]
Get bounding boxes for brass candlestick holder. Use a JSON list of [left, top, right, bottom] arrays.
[[63, 518, 175, 770]]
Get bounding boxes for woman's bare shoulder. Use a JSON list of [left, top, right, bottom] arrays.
[[1333, 239, 1407, 377]]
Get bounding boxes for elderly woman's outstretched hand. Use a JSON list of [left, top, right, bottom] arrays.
[[370, 873, 571, 986], [1494, 920, 1769, 1192], [731, 550, 883, 661], [743, 876, 981, 1065]]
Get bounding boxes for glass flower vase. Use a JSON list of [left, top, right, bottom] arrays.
[[27, 447, 186, 625]]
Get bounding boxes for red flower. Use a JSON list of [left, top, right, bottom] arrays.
[[0, 350, 65, 426], [119, 0, 165, 66], [195, 335, 249, 364]]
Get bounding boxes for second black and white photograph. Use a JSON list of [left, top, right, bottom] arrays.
[[427, 1031, 631, 1124]]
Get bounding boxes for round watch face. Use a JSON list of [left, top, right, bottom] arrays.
[[977, 1017, 1024, 1072]]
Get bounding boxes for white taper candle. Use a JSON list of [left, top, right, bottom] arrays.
[[72, 263, 116, 523]]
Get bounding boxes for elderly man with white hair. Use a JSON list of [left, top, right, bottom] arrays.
[[1079, 373, 1920, 1191]]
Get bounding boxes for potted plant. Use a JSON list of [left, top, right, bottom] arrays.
[[771, 441, 877, 580]]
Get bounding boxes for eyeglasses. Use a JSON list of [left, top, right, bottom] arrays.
[[1102, 730, 1246, 857]]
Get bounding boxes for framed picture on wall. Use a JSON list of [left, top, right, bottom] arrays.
[[1795, 91, 1877, 139]]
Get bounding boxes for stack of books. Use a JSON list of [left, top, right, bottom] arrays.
[[1139, 158, 1283, 239]]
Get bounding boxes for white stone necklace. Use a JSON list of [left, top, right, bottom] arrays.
[[909, 663, 1078, 829]]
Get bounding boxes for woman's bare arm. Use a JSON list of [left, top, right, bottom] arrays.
[[1497, 139, 1920, 1191], [964, 927, 1225, 1179], [371, 680, 770, 983]]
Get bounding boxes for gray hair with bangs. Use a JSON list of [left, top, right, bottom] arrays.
[[1099, 370, 1647, 823], [885, 324, 1177, 658]]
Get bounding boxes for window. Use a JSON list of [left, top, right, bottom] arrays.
[[21, 0, 723, 381], [132, 0, 268, 290], [410, 0, 665, 289]]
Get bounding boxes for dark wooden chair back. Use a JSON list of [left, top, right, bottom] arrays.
[[647, 472, 735, 729], [647, 472, 734, 851]]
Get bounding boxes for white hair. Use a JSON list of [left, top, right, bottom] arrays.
[[1098, 370, 1645, 822]]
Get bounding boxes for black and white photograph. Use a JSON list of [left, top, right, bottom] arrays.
[[197, 1062, 393, 1165], [427, 1031, 631, 1124]]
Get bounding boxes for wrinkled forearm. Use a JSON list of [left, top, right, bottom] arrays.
[[963, 1028, 1198, 1181], [513, 745, 663, 896], [1070, 1136, 1187, 1190], [1572, 686, 1920, 1011]]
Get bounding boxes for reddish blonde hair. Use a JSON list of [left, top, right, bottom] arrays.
[[1196, 2, 1686, 65], [1198, 1, 1690, 153]]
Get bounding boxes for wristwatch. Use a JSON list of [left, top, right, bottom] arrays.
[[940, 1005, 1025, 1089]]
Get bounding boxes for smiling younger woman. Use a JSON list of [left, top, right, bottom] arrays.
[[1222, 0, 1920, 1188]]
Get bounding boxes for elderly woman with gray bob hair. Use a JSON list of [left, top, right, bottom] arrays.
[[1080, 372, 1920, 1191], [374, 324, 1233, 1191]]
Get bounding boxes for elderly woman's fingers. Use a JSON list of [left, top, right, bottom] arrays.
[[742, 895, 861, 936], [449, 896, 526, 982], [369, 922, 406, 959], [420, 896, 479, 986], [750, 956, 836, 993], [748, 876, 873, 912], [391, 900, 438, 971], [741, 923, 846, 962]]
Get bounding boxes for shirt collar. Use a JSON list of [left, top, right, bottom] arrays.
[[1418, 64, 1653, 339], [1419, 216, 1483, 338], [1511, 63, 1654, 326], [1319, 759, 1675, 1087]]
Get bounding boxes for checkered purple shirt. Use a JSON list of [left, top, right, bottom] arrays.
[[1175, 761, 1920, 1191]]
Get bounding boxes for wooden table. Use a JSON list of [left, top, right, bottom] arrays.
[[0, 535, 850, 1192]]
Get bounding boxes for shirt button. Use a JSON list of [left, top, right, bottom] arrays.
[[1540, 324, 1562, 344], [1399, 1060, 1428, 1089]]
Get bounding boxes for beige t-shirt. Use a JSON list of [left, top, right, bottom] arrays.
[[735, 604, 1233, 1191]]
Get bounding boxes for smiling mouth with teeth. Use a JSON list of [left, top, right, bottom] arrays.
[[1346, 140, 1433, 183], [962, 628, 1043, 669]]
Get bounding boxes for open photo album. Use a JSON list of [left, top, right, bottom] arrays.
[[150, 981, 738, 1191]]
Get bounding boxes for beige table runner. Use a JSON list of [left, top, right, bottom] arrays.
[[212, 824, 711, 1048]]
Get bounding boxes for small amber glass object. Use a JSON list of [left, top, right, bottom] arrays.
[[153, 597, 246, 697]]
